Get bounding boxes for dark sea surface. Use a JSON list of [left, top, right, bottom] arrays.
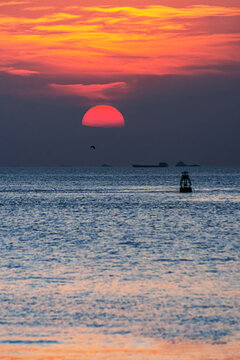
[[0, 167, 239, 359]]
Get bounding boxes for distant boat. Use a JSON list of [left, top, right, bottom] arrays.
[[180, 171, 192, 193], [176, 161, 200, 167], [133, 162, 168, 168]]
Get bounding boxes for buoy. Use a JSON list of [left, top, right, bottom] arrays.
[[180, 171, 192, 193]]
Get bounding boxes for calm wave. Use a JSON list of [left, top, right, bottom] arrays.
[[0, 167, 239, 359]]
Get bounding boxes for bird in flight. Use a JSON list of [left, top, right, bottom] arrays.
[[90, 145, 96, 150]]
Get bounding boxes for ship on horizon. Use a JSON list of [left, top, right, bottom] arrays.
[[132, 162, 168, 168], [176, 161, 200, 167]]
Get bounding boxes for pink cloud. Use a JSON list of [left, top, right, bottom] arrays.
[[0, 66, 39, 76], [0, 1, 28, 6], [49, 82, 129, 100]]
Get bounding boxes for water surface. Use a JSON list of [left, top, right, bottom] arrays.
[[0, 167, 239, 359]]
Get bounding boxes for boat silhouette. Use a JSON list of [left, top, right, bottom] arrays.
[[132, 162, 168, 168]]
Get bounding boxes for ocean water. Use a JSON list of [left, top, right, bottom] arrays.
[[0, 167, 239, 359]]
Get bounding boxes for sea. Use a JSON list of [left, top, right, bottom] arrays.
[[0, 167, 239, 360]]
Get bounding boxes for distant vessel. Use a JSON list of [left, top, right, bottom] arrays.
[[176, 161, 200, 167], [133, 162, 168, 168], [180, 171, 192, 193]]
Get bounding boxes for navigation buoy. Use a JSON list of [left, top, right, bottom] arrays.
[[180, 171, 192, 193]]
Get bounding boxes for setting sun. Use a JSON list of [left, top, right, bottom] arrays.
[[1, 0, 240, 359], [82, 105, 125, 128]]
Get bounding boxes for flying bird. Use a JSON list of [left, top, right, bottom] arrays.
[[90, 145, 96, 150]]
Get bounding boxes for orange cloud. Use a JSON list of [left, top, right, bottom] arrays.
[[0, 1, 28, 6], [49, 82, 128, 99], [24, 6, 55, 12], [0, 2, 239, 80], [0, 12, 79, 25]]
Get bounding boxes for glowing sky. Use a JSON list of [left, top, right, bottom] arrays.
[[1, 0, 240, 94], [0, 0, 240, 165]]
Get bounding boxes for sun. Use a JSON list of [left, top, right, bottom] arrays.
[[82, 105, 125, 128]]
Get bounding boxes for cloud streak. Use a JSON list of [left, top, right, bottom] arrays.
[[0, 66, 39, 76], [83, 5, 240, 19], [0, 1, 28, 6], [49, 82, 129, 100]]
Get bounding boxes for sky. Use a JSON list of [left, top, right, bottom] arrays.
[[0, 0, 240, 166]]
